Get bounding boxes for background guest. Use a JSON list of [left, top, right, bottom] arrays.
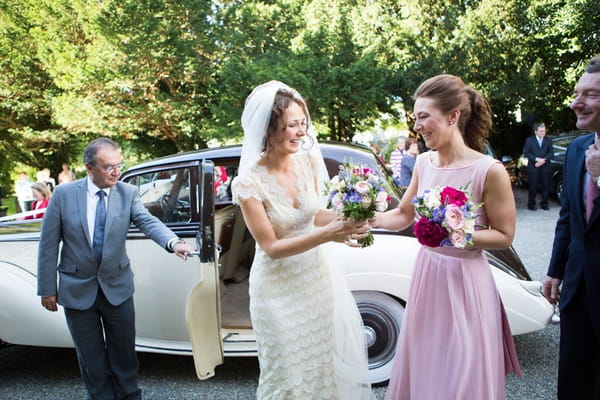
[[390, 136, 406, 179], [36, 168, 56, 193], [14, 171, 34, 212], [397, 137, 420, 187], [58, 163, 77, 184], [522, 122, 553, 210], [24, 182, 51, 220]]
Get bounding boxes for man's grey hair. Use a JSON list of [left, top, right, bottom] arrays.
[[584, 55, 600, 73], [83, 138, 120, 165]]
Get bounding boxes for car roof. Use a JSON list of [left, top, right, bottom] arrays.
[[550, 129, 594, 140], [124, 141, 375, 172]]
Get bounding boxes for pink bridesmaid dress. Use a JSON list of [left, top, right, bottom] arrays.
[[385, 153, 521, 400]]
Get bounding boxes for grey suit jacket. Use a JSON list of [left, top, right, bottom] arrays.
[[37, 178, 176, 309]]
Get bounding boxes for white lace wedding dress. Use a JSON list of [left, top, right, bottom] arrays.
[[233, 152, 371, 400]]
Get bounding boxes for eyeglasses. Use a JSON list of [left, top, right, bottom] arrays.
[[98, 163, 125, 174]]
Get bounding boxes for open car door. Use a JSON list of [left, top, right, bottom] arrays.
[[185, 160, 224, 379]]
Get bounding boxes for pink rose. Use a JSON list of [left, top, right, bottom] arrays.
[[450, 230, 467, 249], [414, 217, 447, 247], [355, 180, 372, 194], [375, 201, 387, 212], [440, 186, 468, 206], [375, 191, 388, 212], [331, 193, 344, 212], [444, 204, 465, 230], [353, 166, 371, 176]]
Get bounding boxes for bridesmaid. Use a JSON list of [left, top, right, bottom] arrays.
[[374, 74, 521, 399]]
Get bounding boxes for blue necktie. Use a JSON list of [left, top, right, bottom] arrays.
[[92, 190, 106, 266]]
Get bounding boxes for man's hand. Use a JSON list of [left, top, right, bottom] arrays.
[[41, 295, 58, 312], [541, 276, 561, 305], [585, 137, 600, 178], [534, 157, 546, 168], [174, 242, 196, 261]]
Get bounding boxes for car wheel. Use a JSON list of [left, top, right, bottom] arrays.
[[353, 291, 405, 384], [555, 177, 563, 200], [515, 170, 525, 188]]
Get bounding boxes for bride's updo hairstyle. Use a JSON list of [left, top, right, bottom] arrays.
[[413, 74, 492, 153], [263, 89, 312, 153]]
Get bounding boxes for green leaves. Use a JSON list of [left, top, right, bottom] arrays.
[[0, 0, 597, 189]]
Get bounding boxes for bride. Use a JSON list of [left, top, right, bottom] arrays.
[[232, 81, 372, 399]]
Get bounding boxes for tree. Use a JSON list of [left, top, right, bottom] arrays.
[[0, 0, 85, 185]]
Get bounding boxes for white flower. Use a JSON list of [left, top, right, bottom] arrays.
[[355, 181, 372, 194], [361, 195, 372, 208], [463, 218, 475, 234], [423, 189, 442, 208]]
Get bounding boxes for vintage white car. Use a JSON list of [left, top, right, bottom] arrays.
[[0, 142, 553, 384]]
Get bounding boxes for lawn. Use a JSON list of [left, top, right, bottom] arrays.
[[0, 196, 17, 216]]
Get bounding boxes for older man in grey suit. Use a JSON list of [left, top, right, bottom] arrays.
[[38, 138, 194, 400]]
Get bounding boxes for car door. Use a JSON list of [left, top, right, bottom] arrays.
[[121, 160, 223, 379], [185, 160, 224, 379]]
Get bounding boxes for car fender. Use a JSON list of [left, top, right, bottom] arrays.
[[321, 234, 416, 302], [491, 267, 553, 335], [0, 261, 73, 348]]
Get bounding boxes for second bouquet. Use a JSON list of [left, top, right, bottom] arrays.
[[412, 185, 482, 249], [324, 162, 392, 247]]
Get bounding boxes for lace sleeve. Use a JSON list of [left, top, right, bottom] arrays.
[[231, 174, 263, 204]]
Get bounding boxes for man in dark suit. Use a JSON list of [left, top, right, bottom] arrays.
[[542, 55, 600, 399], [522, 122, 554, 210], [38, 138, 195, 400]]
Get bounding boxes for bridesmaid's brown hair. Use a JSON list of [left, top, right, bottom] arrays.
[[413, 74, 492, 153]]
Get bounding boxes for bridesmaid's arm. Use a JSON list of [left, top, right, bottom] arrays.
[[372, 165, 419, 231], [472, 163, 516, 249]]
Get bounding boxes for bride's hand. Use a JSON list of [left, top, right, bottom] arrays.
[[325, 217, 369, 246]]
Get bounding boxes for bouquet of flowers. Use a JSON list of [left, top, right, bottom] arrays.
[[324, 162, 392, 247], [412, 185, 482, 249]]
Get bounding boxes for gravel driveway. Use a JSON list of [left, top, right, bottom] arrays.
[[0, 188, 561, 400]]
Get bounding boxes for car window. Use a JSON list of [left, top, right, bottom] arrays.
[[552, 137, 574, 152], [214, 163, 238, 205], [125, 168, 191, 223]]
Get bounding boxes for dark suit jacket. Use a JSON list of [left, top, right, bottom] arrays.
[[547, 133, 600, 326], [37, 178, 176, 309], [523, 135, 553, 173]]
